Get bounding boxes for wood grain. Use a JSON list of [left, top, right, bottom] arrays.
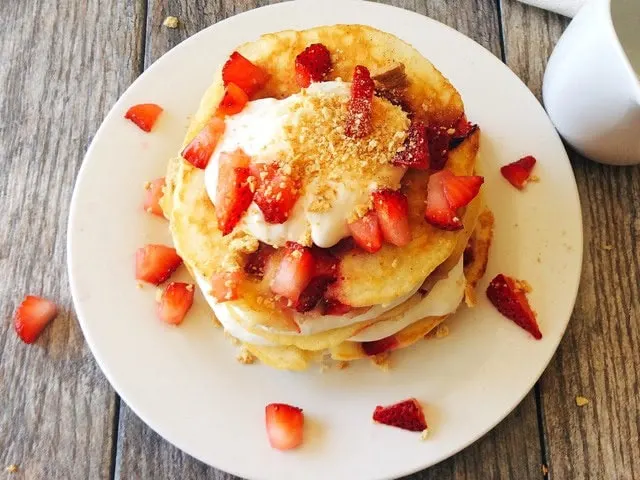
[[501, 2, 640, 479], [113, 1, 544, 479], [0, 0, 145, 479]]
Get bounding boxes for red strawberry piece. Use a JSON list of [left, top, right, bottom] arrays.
[[295, 277, 333, 313], [486, 274, 542, 339], [135, 244, 183, 285], [361, 335, 399, 356], [311, 247, 339, 280], [142, 177, 165, 217], [372, 398, 428, 432], [265, 403, 304, 451], [425, 170, 462, 231], [244, 243, 276, 277], [157, 282, 195, 325], [393, 121, 429, 170], [215, 149, 254, 235], [500, 155, 537, 190], [217, 82, 249, 117], [222, 51, 269, 98], [181, 116, 226, 169], [328, 237, 356, 256], [270, 242, 315, 303], [348, 211, 383, 253], [295, 43, 332, 88], [251, 163, 300, 224], [442, 172, 484, 210], [345, 65, 375, 138], [14, 296, 58, 344], [124, 103, 163, 132], [372, 189, 412, 247], [427, 125, 451, 171], [321, 299, 352, 316], [449, 115, 478, 149]]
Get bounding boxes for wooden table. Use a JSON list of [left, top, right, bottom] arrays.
[[1, 0, 638, 478]]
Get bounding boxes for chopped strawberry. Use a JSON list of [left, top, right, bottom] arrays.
[[295, 43, 332, 88], [450, 115, 478, 149], [425, 170, 483, 231], [251, 163, 300, 224], [181, 116, 226, 169], [486, 274, 542, 339], [222, 51, 269, 97], [311, 247, 339, 280], [372, 398, 428, 432], [320, 299, 352, 316], [142, 177, 165, 217], [244, 243, 276, 277], [135, 244, 183, 285], [265, 403, 304, 451], [442, 173, 484, 210], [372, 189, 412, 247], [270, 242, 315, 303], [501, 155, 537, 190], [215, 149, 254, 235], [345, 65, 375, 138], [210, 271, 244, 302], [217, 82, 249, 117], [124, 103, 163, 132], [14, 296, 58, 344], [157, 282, 194, 325], [393, 121, 429, 169], [295, 277, 333, 313], [427, 125, 451, 171], [362, 335, 399, 356], [328, 237, 356, 256], [348, 211, 383, 253]]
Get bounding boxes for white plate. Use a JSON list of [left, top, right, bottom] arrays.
[[67, 1, 583, 479]]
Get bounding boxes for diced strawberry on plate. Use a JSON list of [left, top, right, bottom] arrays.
[[373, 398, 428, 432], [135, 244, 183, 285], [265, 403, 304, 451], [270, 242, 315, 303], [210, 271, 245, 303], [251, 163, 300, 224], [217, 82, 249, 117], [393, 121, 429, 170], [361, 335, 399, 356], [142, 177, 165, 217], [157, 282, 195, 325], [181, 116, 226, 169], [486, 274, 542, 339], [372, 189, 412, 247], [348, 211, 383, 253], [500, 155, 537, 190], [124, 103, 163, 132], [14, 295, 58, 344], [295, 43, 332, 88], [345, 65, 375, 138], [215, 149, 254, 235], [222, 52, 269, 98]]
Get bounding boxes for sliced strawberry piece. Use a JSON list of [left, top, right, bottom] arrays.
[[311, 247, 339, 280], [425, 171, 462, 231], [270, 242, 315, 303], [486, 274, 542, 339], [320, 299, 352, 316], [244, 243, 276, 278], [450, 115, 478, 149], [215, 149, 254, 235], [295, 43, 332, 88], [210, 271, 244, 303], [142, 177, 165, 217], [14, 296, 58, 344], [181, 116, 226, 169], [157, 282, 195, 325], [500, 155, 537, 190], [217, 82, 249, 117], [427, 125, 451, 171], [135, 244, 183, 285], [345, 65, 375, 138], [362, 335, 399, 356], [295, 277, 333, 313], [442, 173, 484, 210], [124, 103, 163, 132], [222, 51, 269, 98], [373, 398, 428, 432], [372, 190, 412, 247], [265, 403, 304, 451], [393, 121, 429, 170], [348, 211, 383, 253], [251, 163, 300, 224]]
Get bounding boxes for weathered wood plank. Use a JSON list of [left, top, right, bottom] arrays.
[[114, 1, 543, 479], [0, 0, 145, 478], [501, 2, 640, 479]]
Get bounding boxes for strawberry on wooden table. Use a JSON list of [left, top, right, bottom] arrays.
[[393, 121, 429, 170], [500, 155, 537, 190], [217, 82, 249, 117], [14, 296, 58, 344], [142, 177, 165, 217], [265, 403, 304, 451], [270, 242, 315, 303], [295, 43, 332, 88], [215, 149, 254, 235], [222, 51, 269, 97], [373, 398, 428, 432], [135, 244, 183, 285], [251, 162, 300, 224], [486, 274, 542, 339], [348, 212, 383, 253], [157, 282, 195, 325], [345, 65, 375, 138], [181, 116, 226, 169], [124, 103, 163, 132], [210, 271, 245, 302], [372, 189, 412, 247]]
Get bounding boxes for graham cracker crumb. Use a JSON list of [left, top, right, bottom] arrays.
[[6, 465, 19, 473], [435, 324, 449, 339], [515, 279, 533, 293], [186, 284, 194, 292], [291, 249, 302, 259], [155, 288, 163, 302], [529, 174, 540, 183], [420, 429, 429, 441], [236, 347, 256, 364], [136, 282, 143, 289], [211, 316, 222, 328], [602, 243, 613, 251], [143, 181, 151, 190], [163, 16, 179, 28], [371, 352, 391, 371], [298, 229, 312, 247], [336, 361, 349, 370], [391, 258, 399, 268], [575, 396, 589, 407]]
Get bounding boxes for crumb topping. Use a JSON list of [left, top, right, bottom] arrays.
[[435, 324, 449, 338], [575, 396, 589, 407], [236, 347, 256, 364], [163, 16, 179, 28]]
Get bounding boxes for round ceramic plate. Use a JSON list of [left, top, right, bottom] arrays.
[[68, 1, 583, 479]]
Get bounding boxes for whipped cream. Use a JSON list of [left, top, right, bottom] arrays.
[[204, 81, 405, 248]]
